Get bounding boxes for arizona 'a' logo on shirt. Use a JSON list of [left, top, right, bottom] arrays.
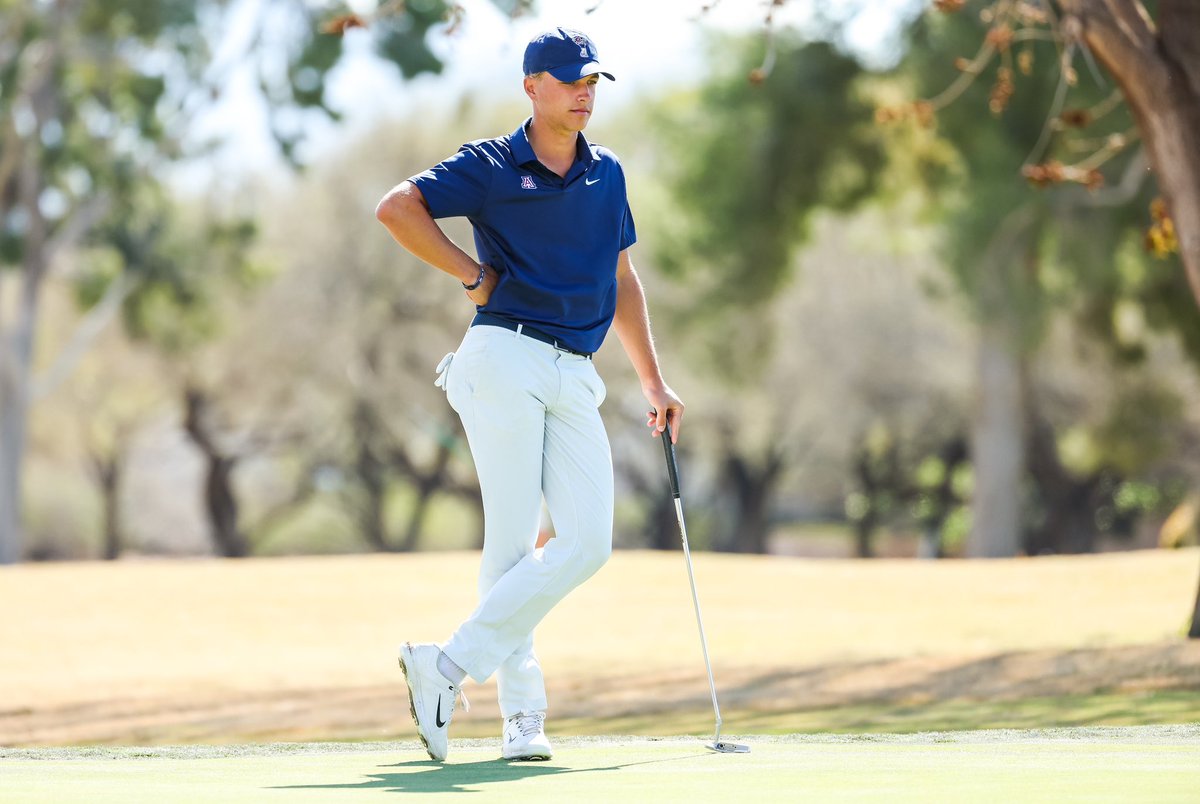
[[521, 175, 537, 190]]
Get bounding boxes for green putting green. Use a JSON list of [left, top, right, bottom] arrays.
[[4, 728, 1199, 803]]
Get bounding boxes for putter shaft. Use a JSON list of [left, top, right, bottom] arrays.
[[661, 422, 748, 753]]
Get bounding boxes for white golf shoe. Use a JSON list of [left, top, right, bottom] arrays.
[[502, 711, 553, 761], [398, 642, 469, 761]]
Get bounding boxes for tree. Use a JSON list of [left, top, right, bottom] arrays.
[[886, 0, 1200, 633], [655, 12, 1196, 571], [0, 0, 526, 563], [1048, 0, 1200, 636], [1051, 0, 1200, 301], [250, 116, 493, 552], [860, 0, 1200, 564], [59, 329, 166, 560], [645, 36, 889, 552]]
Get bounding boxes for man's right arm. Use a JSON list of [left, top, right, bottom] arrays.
[[375, 181, 498, 305]]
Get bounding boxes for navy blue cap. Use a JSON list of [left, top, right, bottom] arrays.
[[523, 28, 615, 82]]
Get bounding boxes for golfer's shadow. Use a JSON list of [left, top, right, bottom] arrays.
[[270, 753, 704, 795]]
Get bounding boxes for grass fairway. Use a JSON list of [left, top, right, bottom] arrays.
[[3, 729, 1199, 803], [1, 549, 1199, 744]]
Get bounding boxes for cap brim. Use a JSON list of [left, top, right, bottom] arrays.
[[547, 62, 615, 82]]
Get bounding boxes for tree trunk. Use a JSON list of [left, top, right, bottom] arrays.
[[969, 309, 1026, 557], [966, 206, 1040, 558], [0, 152, 50, 564], [94, 453, 123, 560], [1024, 412, 1117, 555], [719, 447, 784, 554], [396, 440, 454, 553], [854, 514, 876, 559], [1060, 0, 1200, 305], [917, 437, 968, 559], [648, 489, 679, 550], [1059, 0, 1200, 635], [851, 447, 879, 559], [204, 456, 244, 558], [183, 388, 247, 558], [621, 456, 683, 551], [0, 337, 30, 564], [1189, 556, 1200, 638], [0, 0, 63, 565], [351, 398, 391, 551]]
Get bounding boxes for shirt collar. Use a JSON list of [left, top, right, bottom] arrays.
[[511, 118, 596, 174]]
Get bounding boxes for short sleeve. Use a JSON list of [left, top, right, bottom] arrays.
[[619, 202, 637, 250], [408, 145, 493, 220]]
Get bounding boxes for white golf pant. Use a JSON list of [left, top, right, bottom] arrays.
[[436, 323, 614, 717]]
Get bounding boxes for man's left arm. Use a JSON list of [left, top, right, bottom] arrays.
[[611, 249, 685, 442]]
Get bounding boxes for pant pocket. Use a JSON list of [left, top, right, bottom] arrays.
[[588, 365, 607, 407]]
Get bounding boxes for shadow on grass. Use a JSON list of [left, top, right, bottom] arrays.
[[269, 752, 709, 794]]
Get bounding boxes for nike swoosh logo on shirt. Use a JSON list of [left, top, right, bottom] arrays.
[[584, 177, 600, 186]]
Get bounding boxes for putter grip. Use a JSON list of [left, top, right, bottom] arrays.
[[661, 421, 681, 499]]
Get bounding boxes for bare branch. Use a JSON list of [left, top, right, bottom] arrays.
[[750, 17, 777, 84], [1079, 146, 1149, 207], [1083, 88, 1123, 121], [1011, 29, 1062, 44], [1022, 41, 1076, 170], [44, 192, 111, 267], [1072, 125, 1137, 171], [30, 270, 140, 401], [928, 41, 998, 111]]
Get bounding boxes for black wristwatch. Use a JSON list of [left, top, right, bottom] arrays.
[[462, 265, 486, 291]]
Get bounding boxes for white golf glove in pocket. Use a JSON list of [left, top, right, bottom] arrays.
[[433, 351, 455, 390]]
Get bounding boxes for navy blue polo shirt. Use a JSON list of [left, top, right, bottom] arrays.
[[409, 118, 636, 354]]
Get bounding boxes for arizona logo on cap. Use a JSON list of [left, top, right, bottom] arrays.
[[522, 27, 616, 82]]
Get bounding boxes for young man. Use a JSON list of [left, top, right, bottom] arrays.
[[375, 27, 683, 762]]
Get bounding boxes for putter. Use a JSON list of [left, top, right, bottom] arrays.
[[660, 420, 750, 754]]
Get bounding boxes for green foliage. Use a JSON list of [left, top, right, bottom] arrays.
[[374, 0, 450, 79], [3, 0, 510, 350], [1, 0, 503, 267], [940, 504, 972, 551], [1113, 481, 1162, 518], [290, 25, 345, 108], [72, 181, 264, 354], [1093, 380, 1184, 476], [78, 0, 198, 40], [876, 8, 1200, 555], [647, 35, 886, 383], [654, 35, 883, 308], [892, 8, 1199, 372]]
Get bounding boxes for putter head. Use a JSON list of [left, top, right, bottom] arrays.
[[707, 741, 751, 754]]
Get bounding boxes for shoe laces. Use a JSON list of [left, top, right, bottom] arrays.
[[509, 711, 544, 738], [454, 685, 471, 713]]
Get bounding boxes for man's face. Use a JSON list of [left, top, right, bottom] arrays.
[[525, 73, 600, 133]]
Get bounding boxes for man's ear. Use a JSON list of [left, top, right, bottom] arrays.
[[523, 75, 537, 100]]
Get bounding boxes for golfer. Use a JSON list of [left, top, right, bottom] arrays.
[[375, 27, 683, 762]]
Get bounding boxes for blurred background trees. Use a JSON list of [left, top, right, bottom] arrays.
[[0, 0, 528, 562], [2, 0, 1198, 637]]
